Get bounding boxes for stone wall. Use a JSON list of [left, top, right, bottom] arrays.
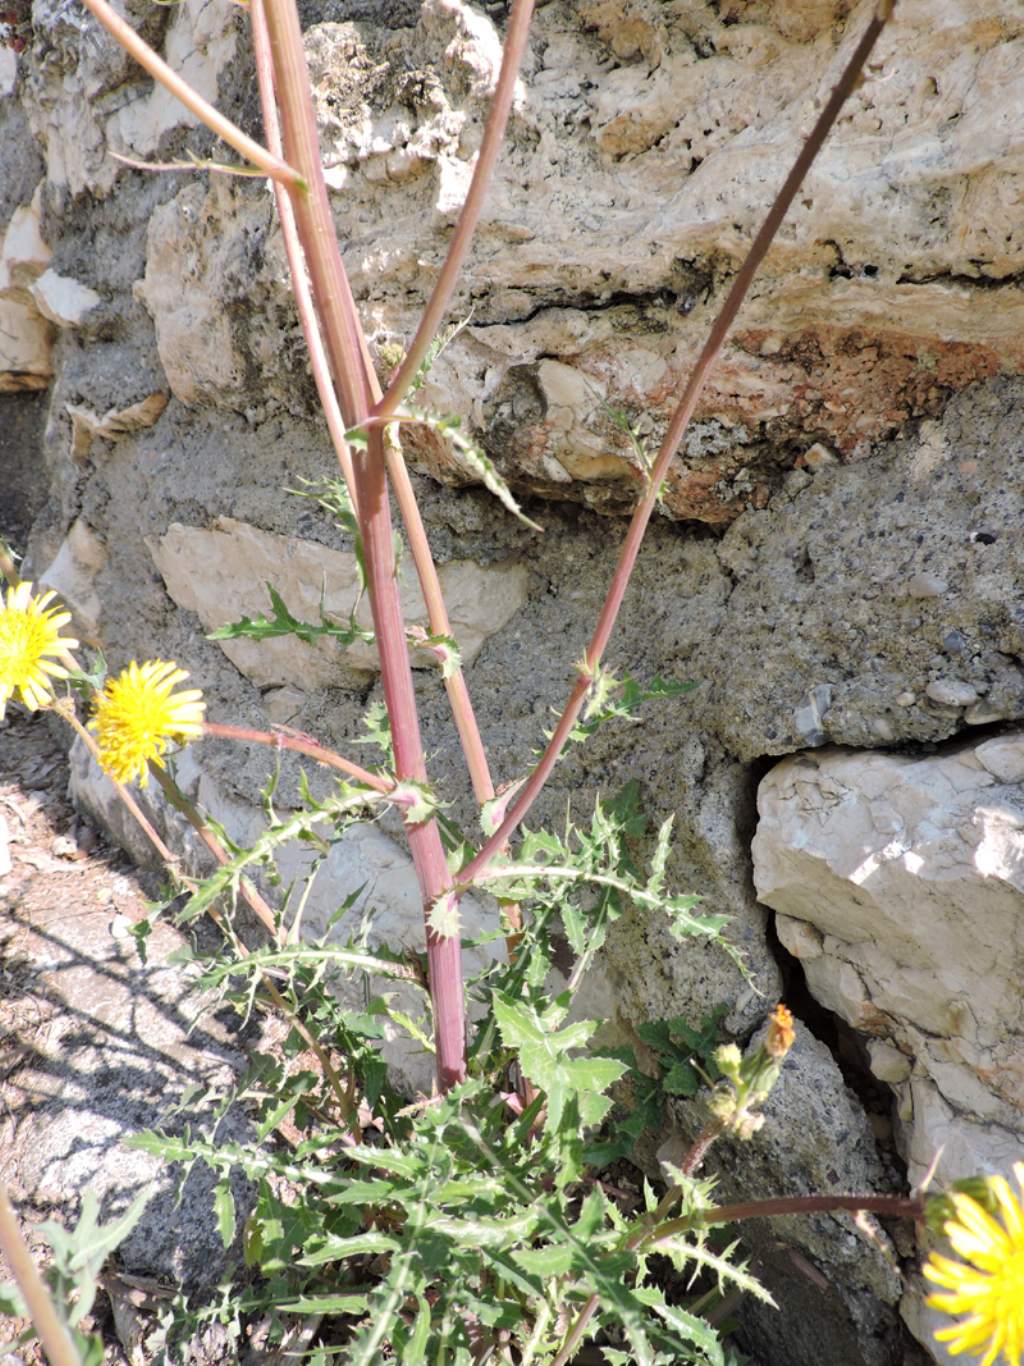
[[2, 1, 1022, 1362]]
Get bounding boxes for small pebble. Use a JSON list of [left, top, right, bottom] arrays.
[[925, 679, 979, 708], [803, 441, 838, 471], [51, 834, 78, 859], [965, 703, 1005, 725], [895, 691, 916, 707], [942, 629, 967, 654], [906, 572, 948, 599]]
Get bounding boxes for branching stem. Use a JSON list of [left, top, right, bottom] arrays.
[[374, 0, 537, 419], [203, 720, 390, 792], [78, 0, 303, 188], [461, 4, 894, 890]]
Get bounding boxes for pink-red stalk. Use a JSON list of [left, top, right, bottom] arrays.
[[203, 720, 389, 793], [249, 0, 359, 513], [261, 1, 467, 1087]]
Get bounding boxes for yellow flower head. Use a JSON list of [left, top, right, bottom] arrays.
[[90, 659, 205, 787], [924, 1162, 1024, 1366], [0, 581, 79, 719]]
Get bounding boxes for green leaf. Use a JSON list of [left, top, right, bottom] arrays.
[[391, 779, 440, 827], [404, 407, 543, 532], [275, 1292, 370, 1314], [214, 1178, 236, 1249], [0, 1283, 26, 1317], [301, 1230, 401, 1265], [635, 1285, 725, 1365], [407, 627, 462, 680], [207, 583, 372, 650], [492, 994, 625, 1133], [662, 1061, 699, 1096], [480, 778, 527, 838], [512, 1242, 574, 1278]]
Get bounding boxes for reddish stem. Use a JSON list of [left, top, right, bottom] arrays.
[[462, 4, 894, 889], [262, 2, 467, 1086], [203, 720, 390, 792], [249, 0, 360, 513], [653, 1192, 925, 1239]]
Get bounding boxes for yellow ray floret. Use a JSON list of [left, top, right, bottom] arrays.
[[90, 659, 205, 787], [924, 1162, 1024, 1366], [0, 581, 79, 719]]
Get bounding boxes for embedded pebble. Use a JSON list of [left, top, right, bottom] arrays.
[[925, 679, 979, 707], [965, 702, 1005, 725], [895, 691, 916, 707], [942, 629, 967, 654], [803, 442, 838, 472], [906, 572, 948, 598]]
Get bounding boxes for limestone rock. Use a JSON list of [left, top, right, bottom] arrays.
[[0, 184, 57, 386], [30, 267, 102, 328], [0, 296, 52, 390], [133, 179, 254, 407], [110, 0, 1024, 520], [752, 739, 1024, 1177], [148, 516, 530, 687], [708, 380, 1024, 760], [65, 391, 168, 460], [20, 0, 236, 199], [38, 518, 107, 643], [0, 183, 49, 298]]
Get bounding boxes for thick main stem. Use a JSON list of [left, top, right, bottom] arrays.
[[462, 3, 894, 890], [262, 2, 466, 1086]]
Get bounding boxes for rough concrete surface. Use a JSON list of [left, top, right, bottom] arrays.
[[2, 0, 1023, 1361]]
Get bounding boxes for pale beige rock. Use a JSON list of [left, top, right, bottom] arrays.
[[39, 519, 108, 643], [0, 46, 15, 98], [0, 297, 52, 390], [117, 0, 1024, 521], [148, 517, 529, 687], [66, 393, 168, 460], [0, 185, 53, 387], [753, 741, 1024, 1178], [754, 741, 1024, 1359], [30, 268, 102, 328], [0, 185, 50, 299], [134, 180, 248, 406], [22, 0, 237, 198]]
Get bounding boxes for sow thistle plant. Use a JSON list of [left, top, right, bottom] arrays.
[[1, 0, 1021, 1363]]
